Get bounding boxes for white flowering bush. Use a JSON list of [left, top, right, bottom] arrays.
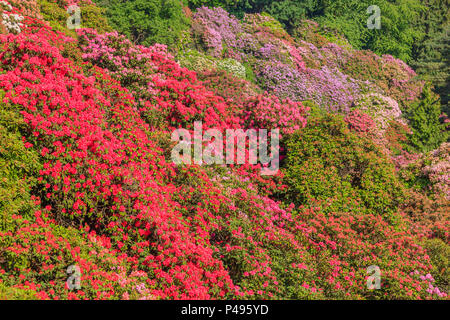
[[217, 58, 246, 79], [177, 49, 216, 72], [1, 1, 23, 34], [356, 93, 403, 129]]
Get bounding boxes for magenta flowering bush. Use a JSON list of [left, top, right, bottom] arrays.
[[192, 6, 242, 59], [77, 28, 171, 98]]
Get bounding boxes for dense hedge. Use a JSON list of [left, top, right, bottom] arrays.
[[282, 114, 406, 220]]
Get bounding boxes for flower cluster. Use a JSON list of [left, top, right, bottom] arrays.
[[344, 109, 376, 133], [1, 1, 24, 34], [0, 29, 238, 299], [244, 94, 308, 135], [192, 6, 242, 59]]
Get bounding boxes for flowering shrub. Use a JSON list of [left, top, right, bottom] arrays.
[[4, 0, 41, 20], [77, 28, 172, 96], [405, 143, 450, 201], [0, 212, 138, 300], [293, 204, 443, 299], [187, 7, 424, 129], [0, 1, 447, 301], [244, 94, 308, 135], [78, 28, 242, 132], [216, 58, 246, 79], [1, 1, 24, 34], [0, 20, 313, 300], [197, 68, 261, 106], [422, 144, 450, 200], [344, 110, 376, 133], [0, 29, 238, 299], [283, 114, 406, 218], [355, 93, 403, 130], [192, 6, 242, 58], [177, 49, 217, 72]]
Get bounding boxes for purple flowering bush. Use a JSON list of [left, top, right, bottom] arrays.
[[186, 8, 423, 121]]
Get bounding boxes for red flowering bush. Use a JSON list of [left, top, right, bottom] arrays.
[[78, 28, 241, 131], [344, 109, 376, 133], [293, 203, 442, 299], [244, 94, 308, 135], [0, 29, 238, 299]]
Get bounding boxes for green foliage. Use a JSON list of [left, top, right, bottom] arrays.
[[422, 238, 449, 292], [316, 0, 425, 63], [407, 84, 448, 152], [283, 114, 406, 219], [264, 0, 323, 32], [184, 0, 241, 10], [242, 60, 257, 83], [413, 24, 450, 114], [38, 0, 76, 36], [247, 11, 287, 35], [79, 4, 113, 33], [38, 0, 112, 35], [97, 0, 190, 48], [0, 93, 42, 229], [409, 0, 450, 112], [0, 282, 37, 300]]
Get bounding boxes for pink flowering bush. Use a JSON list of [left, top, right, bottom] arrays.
[[355, 93, 404, 130], [344, 110, 376, 133], [244, 94, 308, 135], [192, 6, 242, 59]]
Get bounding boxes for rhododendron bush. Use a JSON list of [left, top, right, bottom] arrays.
[[186, 8, 424, 117], [0, 0, 448, 301]]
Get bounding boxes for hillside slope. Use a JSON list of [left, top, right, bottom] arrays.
[[0, 0, 448, 300]]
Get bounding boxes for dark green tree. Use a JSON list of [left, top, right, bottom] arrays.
[[413, 25, 450, 114], [411, 0, 450, 114], [184, 0, 241, 10], [408, 84, 448, 152], [265, 0, 324, 32], [96, 0, 190, 47], [316, 0, 425, 62]]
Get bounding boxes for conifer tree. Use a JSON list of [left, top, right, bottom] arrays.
[[408, 84, 448, 152]]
